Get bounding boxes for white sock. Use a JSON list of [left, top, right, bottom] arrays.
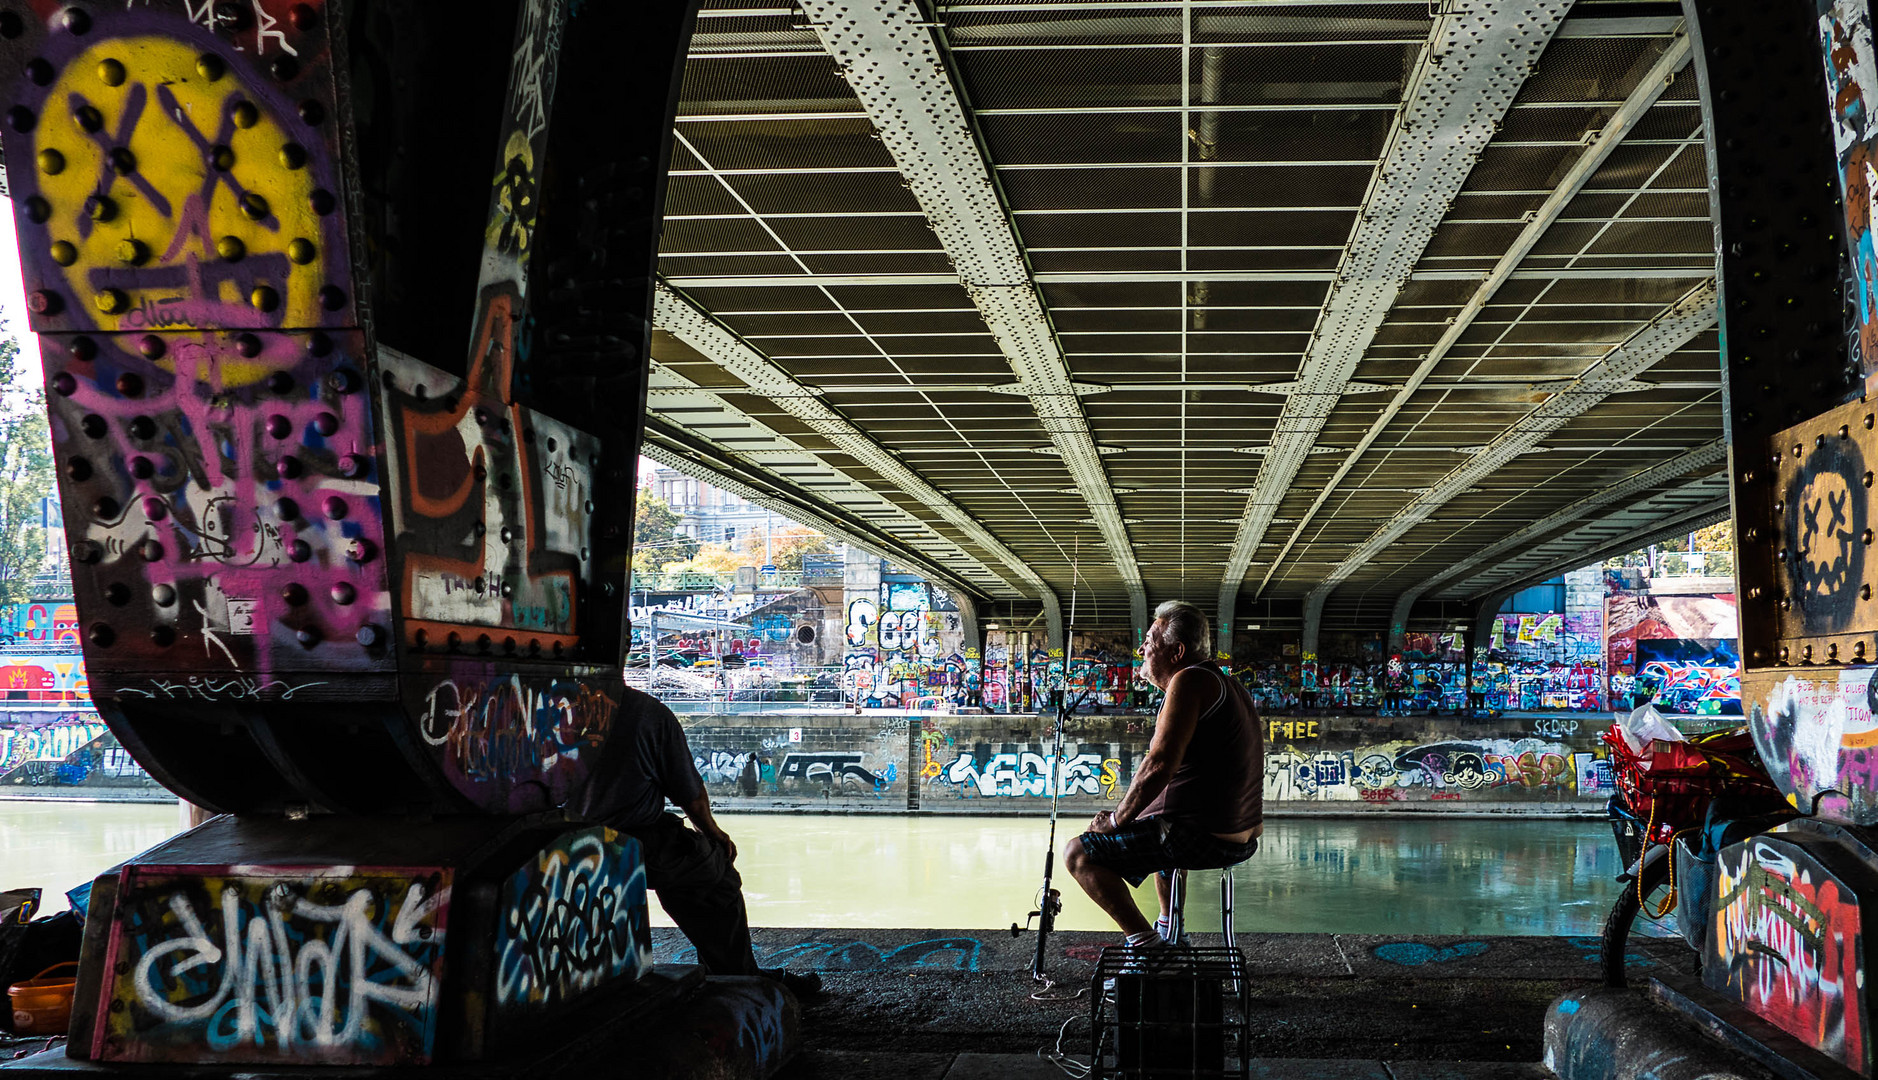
[[1126, 930, 1159, 947], [1155, 918, 1171, 940]]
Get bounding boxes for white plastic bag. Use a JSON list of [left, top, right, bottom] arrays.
[[1612, 703, 1685, 756]]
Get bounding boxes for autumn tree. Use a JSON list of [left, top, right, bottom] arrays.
[[0, 336, 54, 605], [633, 491, 698, 573]]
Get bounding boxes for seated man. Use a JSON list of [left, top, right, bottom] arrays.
[[1064, 600, 1263, 955], [575, 686, 821, 996]]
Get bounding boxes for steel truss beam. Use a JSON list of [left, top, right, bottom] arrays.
[[1214, 1, 1571, 643], [1386, 439, 1726, 641], [653, 283, 1058, 615], [797, 0, 1147, 629], [660, 267, 1714, 290], [1459, 496, 1731, 604], [1258, 31, 1691, 599], [1306, 278, 1719, 609]]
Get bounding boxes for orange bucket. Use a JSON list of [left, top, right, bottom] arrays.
[[9, 962, 77, 1036]]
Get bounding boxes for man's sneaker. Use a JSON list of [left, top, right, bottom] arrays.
[[1101, 938, 1191, 1000]]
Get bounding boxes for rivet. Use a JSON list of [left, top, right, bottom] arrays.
[[87, 624, 114, 647], [298, 99, 324, 125], [37, 148, 64, 174], [271, 56, 299, 81], [6, 106, 34, 133], [288, 539, 311, 562], [239, 193, 269, 221], [280, 582, 306, 605], [232, 101, 259, 129], [346, 537, 375, 563], [265, 414, 290, 438], [323, 496, 346, 519], [49, 241, 77, 266], [296, 627, 322, 648], [276, 455, 302, 479], [312, 412, 339, 436], [249, 284, 279, 312], [24, 58, 51, 85], [87, 194, 116, 221], [216, 235, 245, 261], [236, 333, 263, 357], [326, 368, 358, 394], [150, 625, 175, 647], [330, 582, 355, 605], [138, 538, 163, 562], [196, 54, 225, 81], [276, 497, 299, 520], [307, 331, 333, 357], [357, 624, 384, 648], [25, 197, 51, 223], [142, 496, 166, 521], [75, 105, 106, 135], [153, 584, 175, 606], [118, 238, 149, 265], [210, 145, 234, 171], [127, 415, 154, 439], [310, 189, 336, 215], [91, 496, 118, 518], [288, 4, 317, 30], [116, 371, 143, 396], [128, 456, 153, 479], [79, 414, 106, 438], [66, 458, 91, 481], [27, 290, 63, 315], [62, 8, 91, 34], [337, 453, 366, 478], [288, 238, 316, 264], [104, 583, 129, 606], [108, 145, 137, 175], [51, 373, 77, 396], [95, 288, 128, 314], [265, 371, 294, 394], [137, 335, 164, 359], [72, 540, 102, 564], [318, 285, 345, 310]]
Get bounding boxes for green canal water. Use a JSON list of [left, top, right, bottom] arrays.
[[0, 803, 1639, 936]]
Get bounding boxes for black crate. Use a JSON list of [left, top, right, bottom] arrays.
[[1090, 945, 1249, 1079]]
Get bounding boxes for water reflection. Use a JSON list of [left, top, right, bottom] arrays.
[[0, 802, 1639, 936]]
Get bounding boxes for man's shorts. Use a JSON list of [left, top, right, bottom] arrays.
[[1077, 816, 1259, 887]]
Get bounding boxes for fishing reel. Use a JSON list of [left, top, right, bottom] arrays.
[[1010, 886, 1062, 937]]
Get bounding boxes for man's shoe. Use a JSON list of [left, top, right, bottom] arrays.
[[766, 968, 825, 1000], [1101, 938, 1190, 1000]]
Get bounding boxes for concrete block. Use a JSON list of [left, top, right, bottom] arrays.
[[1544, 989, 1776, 1080]]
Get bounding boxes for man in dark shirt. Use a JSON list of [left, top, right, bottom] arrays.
[[575, 686, 820, 995], [1063, 600, 1263, 951]]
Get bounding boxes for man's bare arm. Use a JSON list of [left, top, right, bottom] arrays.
[[1112, 667, 1208, 826], [680, 790, 738, 862]]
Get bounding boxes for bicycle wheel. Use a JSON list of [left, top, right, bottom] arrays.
[[1600, 851, 1671, 988]]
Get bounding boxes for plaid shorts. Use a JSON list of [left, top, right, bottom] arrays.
[[1076, 816, 1259, 887]]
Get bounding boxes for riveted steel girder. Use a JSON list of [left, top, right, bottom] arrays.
[[796, 0, 1146, 630], [1215, 0, 1572, 634]]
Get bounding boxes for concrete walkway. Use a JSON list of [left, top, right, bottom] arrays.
[[652, 929, 1698, 1078]]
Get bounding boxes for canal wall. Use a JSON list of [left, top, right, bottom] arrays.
[[679, 709, 1620, 814]]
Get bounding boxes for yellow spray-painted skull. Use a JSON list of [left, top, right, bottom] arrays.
[[31, 37, 327, 332]]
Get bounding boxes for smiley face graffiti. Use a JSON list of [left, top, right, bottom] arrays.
[[1786, 438, 1869, 633]]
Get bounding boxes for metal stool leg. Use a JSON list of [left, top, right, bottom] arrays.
[[1220, 869, 1244, 1002], [1164, 868, 1186, 945]]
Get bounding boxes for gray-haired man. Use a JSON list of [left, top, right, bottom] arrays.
[[1063, 601, 1264, 953]]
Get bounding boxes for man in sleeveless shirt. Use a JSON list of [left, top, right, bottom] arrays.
[[1064, 600, 1264, 952]]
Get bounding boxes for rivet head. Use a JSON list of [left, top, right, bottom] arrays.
[[276, 455, 302, 479], [91, 496, 118, 518], [296, 627, 322, 648], [310, 189, 336, 215], [330, 582, 356, 605], [96, 58, 125, 85], [288, 3, 318, 29], [0, 11, 20, 37], [276, 497, 299, 521], [67, 458, 92, 481], [127, 415, 154, 439], [72, 540, 102, 564], [196, 53, 225, 81], [287, 238, 316, 264], [325, 368, 358, 393], [265, 414, 291, 439], [338, 453, 366, 479], [153, 584, 175, 606], [104, 583, 129, 606], [86, 195, 116, 221], [232, 101, 259, 129], [128, 456, 153, 479], [272, 56, 299, 81], [150, 626, 175, 647], [265, 371, 294, 394], [346, 538, 376, 563], [142, 496, 166, 521], [73, 104, 102, 133], [210, 145, 235, 171], [51, 373, 77, 396], [65, 336, 94, 361], [235, 333, 262, 358], [87, 624, 114, 647], [27, 290, 63, 315], [35, 148, 63, 174], [138, 539, 163, 562], [137, 335, 164, 359], [318, 285, 345, 311], [249, 285, 279, 312], [357, 624, 384, 648], [279, 142, 308, 170], [280, 583, 307, 605], [217, 235, 246, 262], [116, 371, 144, 396], [25, 197, 51, 223], [312, 412, 339, 436], [288, 539, 311, 563], [95, 288, 128, 314], [298, 99, 324, 125], [306, 332, 333, 357], [62, 8, 92, 34], [239, 193, 269, 220], [25, 58, 52, 85], [118, 238, 149, 265], [49, 241, 77, 266], [323, 496, 347, 520], [6, 106, 34, 133]]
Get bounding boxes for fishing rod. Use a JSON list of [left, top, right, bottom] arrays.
[[1010, 540, 1092, 995]]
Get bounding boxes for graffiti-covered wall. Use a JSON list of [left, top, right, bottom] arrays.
[[681, 711, 1616, 812], [842, 575, 968, 709], [1606, 581, 1741, 714]]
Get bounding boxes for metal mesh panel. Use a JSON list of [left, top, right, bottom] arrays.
[[664, 175, 749, 216], [1585, 219, 1716, 256], [1017, 212, 1182, 248], [1460, 144, 1579, 193], [1583, 143, 1680, 188], [1205, 110, 1393, 161], [1508, 37, 1668, 104], [1029, 249, 1185, 272], [1187, 308, 1318, 333], [796, 252, 959, 275], [727, 171, 926, 214], [822, 283, 978, 308], [1495, 104, 1617, 143], [767, 215, 943, 252], [1422, 221, 1526, 258], [1193, 4, 1430, 44], [850, 310, 991, 333], [1527, 221, 1605, 257], [660, 217, 783, 254], [943, 9, 1183, 47], [1188, 248, 1342, 271], [1188, 209, 1357, 247], [1001, 166, 1183, 210], [954, 49, 1184, 108], [721, 312, 859, 336], [670, 285, 838, 312], [1198, 42, 1414, 104], [981, 113, 1184, 164], [657, 253, 803, 277], [1055, 308, 1184, 332], [679, 54, 857, 114], [677, 118, 896, 171], [1189, 164, 1374, 207]]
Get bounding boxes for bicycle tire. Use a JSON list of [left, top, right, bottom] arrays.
[[1600, 851, 1670, 988]]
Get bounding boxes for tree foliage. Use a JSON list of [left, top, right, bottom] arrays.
[[0, 336, 54, 605], [633, 491, 698, 572]]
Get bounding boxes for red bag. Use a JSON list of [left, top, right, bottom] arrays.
[[1602, 726, 1782, 837]]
